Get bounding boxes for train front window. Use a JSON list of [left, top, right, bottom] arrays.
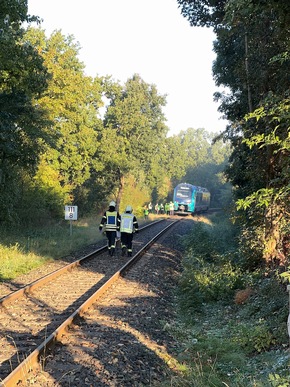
[[175, 187, 192, 202]]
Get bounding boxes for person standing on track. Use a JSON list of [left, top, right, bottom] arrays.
[[165, 202, 170, 215], [148, 202, 152, 214], [155, 203, 159, 215], [169, 201, 174, 215], [144, 205, 149, 220], [99, 201, 121, 256], [120, 205, 139, 257]]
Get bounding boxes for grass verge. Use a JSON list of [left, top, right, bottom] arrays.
[[0, 217, 103, 281], [0, 215, 154, 281]]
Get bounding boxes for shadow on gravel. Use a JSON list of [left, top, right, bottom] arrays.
[[21, 226, 190, 386]]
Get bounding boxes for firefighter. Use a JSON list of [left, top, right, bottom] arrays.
[[99, 201, 121, 256], [120, 205, 139, 257]]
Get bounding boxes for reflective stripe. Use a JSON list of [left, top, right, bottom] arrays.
[[120, 213, 134, 233]]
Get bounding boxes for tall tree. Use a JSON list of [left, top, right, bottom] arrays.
[[0, 1, 51, 221], [101, 74, 168, 208], [176, 0, 290, 264], [24, 28, 104, 210], [217, 1, 290, 264]]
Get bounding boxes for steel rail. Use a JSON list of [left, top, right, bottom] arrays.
[[0, 219, 165, 307], [0, 219, 179, 387]]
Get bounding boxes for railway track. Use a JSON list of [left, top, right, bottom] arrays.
[[0, 218, 186, 386]]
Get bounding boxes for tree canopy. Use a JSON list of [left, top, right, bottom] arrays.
[[0, 1, 51, 221], [0, 0, 233, 225], [101, 74, 168, 208], [177, 0, 290, 265]]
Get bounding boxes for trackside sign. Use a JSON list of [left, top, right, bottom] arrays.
[[65, 205, 78, 220]]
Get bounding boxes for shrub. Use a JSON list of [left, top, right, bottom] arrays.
[[231, 320, 276, 353], [179, 256, 248, 313]]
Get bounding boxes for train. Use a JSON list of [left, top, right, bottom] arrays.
[[173, 183, 211, 215]]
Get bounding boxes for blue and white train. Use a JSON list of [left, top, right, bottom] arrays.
[[173, 183, 210, 215]]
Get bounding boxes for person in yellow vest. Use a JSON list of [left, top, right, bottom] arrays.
[[99, 201, 121, 256], [144, 205, 149, 220], [120, 205, 139, 257], [165, 202, 170, 215]]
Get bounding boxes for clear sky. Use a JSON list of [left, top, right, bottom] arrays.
[[28, 0, 228, 136]]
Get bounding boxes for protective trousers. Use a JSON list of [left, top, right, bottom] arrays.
[[106, 231, 117, 255], [121, 232, 133, 255]]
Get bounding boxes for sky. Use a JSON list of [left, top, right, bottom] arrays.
[[28, 0, 228, 136]]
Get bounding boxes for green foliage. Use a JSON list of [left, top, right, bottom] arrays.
[[233, 92, 290, 264], [231, 320, 276, 353], [28, 29, 104, 187], [0, 2, 52, 223], [184, 213, 239, 256], [163, 137, 188, 180], [0, 4, 235, 226], [179, 216, 247, 310], [171, 212, 290, 386], [119, 174, 151, 217], [169, 128, 233, 209], [280, 271, 290, 284], [237, 188, 276, 210], [179, 256, 245, 310], [268, 373, 290, 387], [237, 275, 288, 341], [17, 169, 67, 224], [176, 0, 226, 30], [211, 0, 289, 265], [101, 74, 168, 206]]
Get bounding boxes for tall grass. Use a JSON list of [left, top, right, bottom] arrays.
[[0, 217, 102, 281], [0, 244, 49, 281], [0, 214, 153, 281]]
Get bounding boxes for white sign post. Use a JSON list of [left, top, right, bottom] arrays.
[[65, 206, 78, 236]]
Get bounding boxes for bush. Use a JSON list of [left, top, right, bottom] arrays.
[[178, 216, 250, 312], [231, 320, 276, 353], [179, 256, 246, 311]]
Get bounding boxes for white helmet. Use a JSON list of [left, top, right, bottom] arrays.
[[109, 201, 116, 207], [125, 205, 132, 213]]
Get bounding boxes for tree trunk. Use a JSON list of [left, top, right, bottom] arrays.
[[244, 32, 253, 113], [264, 205, 285, 265], [116, 168, 124, 211]]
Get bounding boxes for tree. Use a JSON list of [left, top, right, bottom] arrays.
[[101, 74, 168, 208], [177, 0, 226, 29], [171, 128, 232, 207], [177, 0, 290, 265], [0, 1, 51, 222], [236, 94, 290, 264], [24, 28, 104, 211]]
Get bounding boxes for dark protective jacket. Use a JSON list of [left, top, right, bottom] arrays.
[[99, 206, 121, 231]]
